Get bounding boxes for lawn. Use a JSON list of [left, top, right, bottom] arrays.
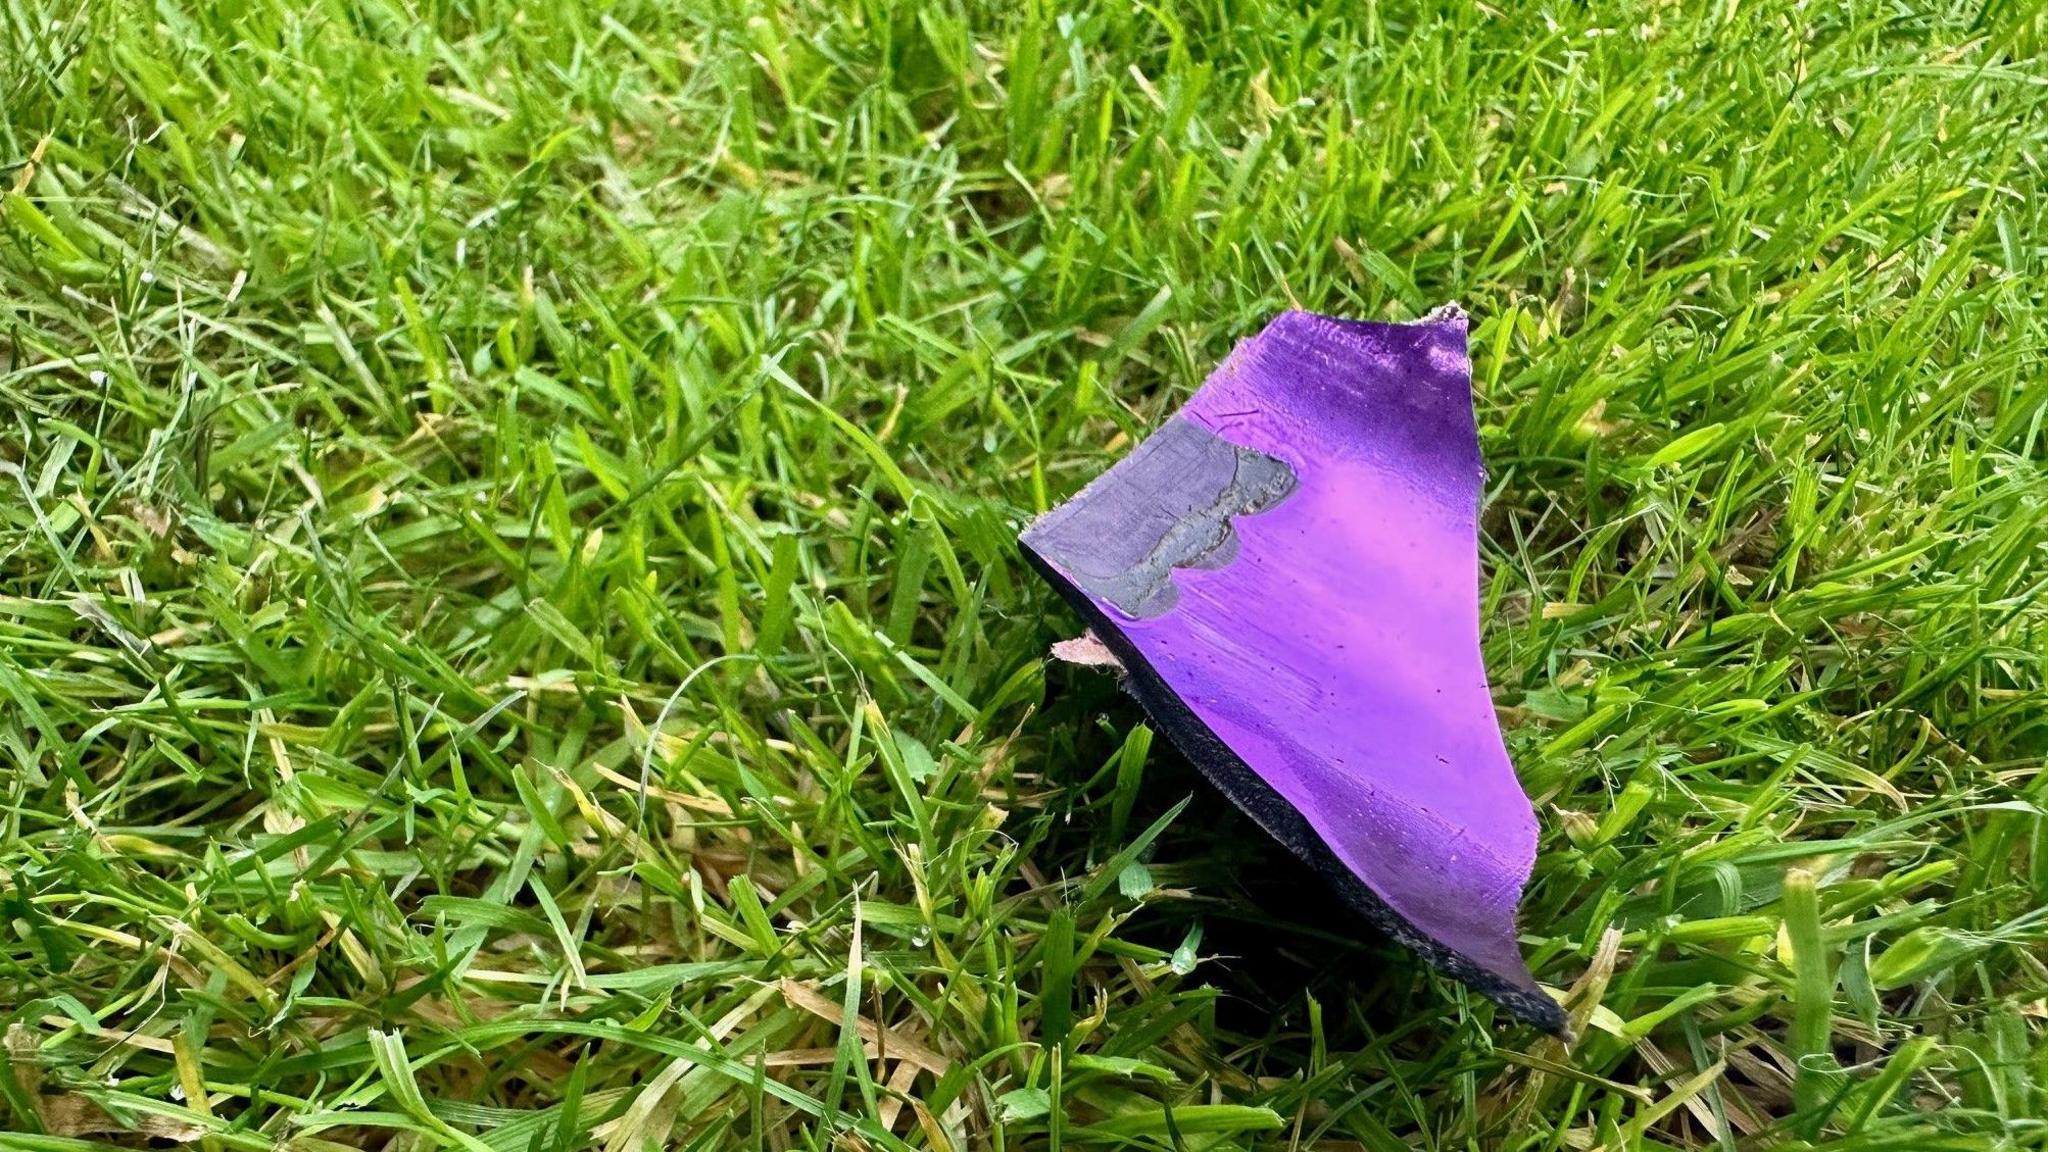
[[3, 0, 2046, 1148]]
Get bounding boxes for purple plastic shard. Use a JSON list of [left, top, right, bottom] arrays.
[[1023, 308, 1563, 1031]]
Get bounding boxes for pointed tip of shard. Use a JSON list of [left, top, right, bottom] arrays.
[[1025, 307, 1563, 1032]]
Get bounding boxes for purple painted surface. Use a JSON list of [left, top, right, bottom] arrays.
[[1026, 309, 1553, 1022]]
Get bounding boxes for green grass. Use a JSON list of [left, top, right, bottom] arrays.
[[3, 0, 2046, 1148]]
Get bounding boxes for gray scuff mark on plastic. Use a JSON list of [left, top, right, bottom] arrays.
[[1022, 419, 1296, 618]]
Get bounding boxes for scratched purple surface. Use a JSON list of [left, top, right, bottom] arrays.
[[1036, 309, 1546, 1007]]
